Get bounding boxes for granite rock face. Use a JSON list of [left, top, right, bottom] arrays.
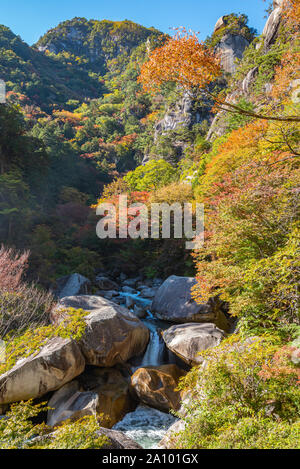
[[262, 5, 283, 51], [216, 33, 249, 74]]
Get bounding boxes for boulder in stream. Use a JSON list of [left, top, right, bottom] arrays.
[[47, 381, 98, 427], [52, 295, 150, 367], [78, 367, 135, 428], [131, 364, 186, 412], [151, 275, 229, 330], [53, 273, 91, 299], [163, 322, 226, 366], [95, 276, 119, 291]]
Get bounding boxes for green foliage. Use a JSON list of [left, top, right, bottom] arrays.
[[33, 416, 108, 449], [175, 336, 300, 449], [0, 401, 107, 449], [0, 400, 48, 449], [124, 159, 178, 191], [225, 98, 254, 131], [0, 25, 103, 112]]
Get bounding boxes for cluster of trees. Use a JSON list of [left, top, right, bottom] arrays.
[[0, 19, 170, 282]]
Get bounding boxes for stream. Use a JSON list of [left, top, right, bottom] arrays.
[[112, 292, 185, 448]]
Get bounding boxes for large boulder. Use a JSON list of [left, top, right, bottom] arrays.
[[163, 323, 226, 366], [131, 365, 186, 412], [78, 367, 135, 428], [47, 381, 98, 427], [53, 273, 91, 299], [262, 4, 283, 51], [0, 337, 85, 405], [151, 276, 229, 330], [52, 295, 149, 367]]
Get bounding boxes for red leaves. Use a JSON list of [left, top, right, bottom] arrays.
[[138, 29, 221, 94]]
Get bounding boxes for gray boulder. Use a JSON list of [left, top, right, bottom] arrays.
[[95, 276, 119, 291], [122, 286, 136, 294], [122, 278, 139, 288], [140, 287, 157, 299], [52, 295, 150, 367], [0, 337, 85, 405], [47, 381, 98, 427], [151, 275, 229, 330], [54, 273, 91, 299], [163, 323, 226, 366]]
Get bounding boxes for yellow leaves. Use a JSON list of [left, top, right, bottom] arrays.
[[138, 30, 221, 94]]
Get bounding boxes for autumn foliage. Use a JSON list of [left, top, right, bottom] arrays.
[[138, 28, 222, 93], [0, 245, 29, 292]]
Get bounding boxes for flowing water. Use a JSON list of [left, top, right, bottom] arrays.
[[116, 291, 187, 447], [113, 405, 177, 449], [119, 292, 186, 369]]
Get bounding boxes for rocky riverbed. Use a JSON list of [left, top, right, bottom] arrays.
[[0, 270, 230, 448]]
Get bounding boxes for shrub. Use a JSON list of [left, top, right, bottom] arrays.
[[0, 246, 54, 338], [124, 159, 178, 191], [0, 401, 107, 449]]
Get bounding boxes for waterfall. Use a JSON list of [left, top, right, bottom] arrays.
[[139, 318, 165, 367], [120, 291, 189, 370]]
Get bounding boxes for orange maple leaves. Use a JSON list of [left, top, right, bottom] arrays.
[[138, 28, 222, 94]]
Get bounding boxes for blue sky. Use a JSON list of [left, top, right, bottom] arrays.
[[2, 0, 268, 45]]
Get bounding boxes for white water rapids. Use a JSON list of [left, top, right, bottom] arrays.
[[113, 292, 184, 448], [113, 405, 177, 449]]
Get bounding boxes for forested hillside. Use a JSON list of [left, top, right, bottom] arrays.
[[0, 0, 299, 450]]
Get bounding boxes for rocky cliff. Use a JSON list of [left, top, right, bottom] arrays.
[[36, 18, 161, 74], [151, 13, 254, 159], [207, 1, 286, 141]]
